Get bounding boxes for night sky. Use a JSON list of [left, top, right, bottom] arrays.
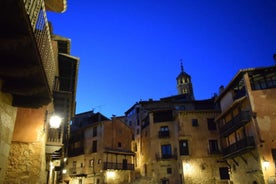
[[48, 0, 276, 118]]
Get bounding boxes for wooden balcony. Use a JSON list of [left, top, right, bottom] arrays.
[[222, 136, 256, 158], [219, 111, 251, 137], [46, 126, 63, 154], [103, 162, 134, 170], [0, 0, 55, 108]]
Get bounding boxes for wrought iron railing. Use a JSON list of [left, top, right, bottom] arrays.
[[155, 153, 177, 161], [23, 0, 55, 93], [159, 131, 170, 138]]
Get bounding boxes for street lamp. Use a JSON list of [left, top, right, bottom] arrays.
[[49, 114, 62, 128]]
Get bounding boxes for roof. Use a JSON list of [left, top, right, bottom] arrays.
[[215, 65, 276, 102], [71, 111, 110, 132]]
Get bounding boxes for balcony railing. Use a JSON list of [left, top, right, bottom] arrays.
[[159, 131, 170, 138], [69, 167, 86, 176], [47, 127, 63, 144], [222, 136, 255, 158], [219, 111, 251, 137], [103, 162, 134, 170], [155, 153, 177, 161], [233, 87, 246, 100], [24, 0, 55, 92]]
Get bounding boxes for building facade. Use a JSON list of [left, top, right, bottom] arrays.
[[215, 66, 276, 184], [125, 64, 229, 184], [64, 111, 135, 184], [0, 1, 79, 183]]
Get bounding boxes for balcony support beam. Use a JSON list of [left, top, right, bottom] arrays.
[[239, 155, 247, 164]]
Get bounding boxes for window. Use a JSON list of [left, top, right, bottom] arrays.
[[159, 126, 170, 138], [192, 119, 198, 127], [98, 159, 102, 164], [118, 142, 122, 148], [73, 161, 77, 168], [179, 140, 189, 155], [161, 144, 172, 159], [167, 167, 172, 174], [89, 159, 94, 167], [209, 140, 219, 154], [93, 127, 97, 137], [92, 140, 97, 152], [161, 178, 169, 184], [207, 118, 217, 130], [80, 163, 83, 167], [219, 167, 230, 179]]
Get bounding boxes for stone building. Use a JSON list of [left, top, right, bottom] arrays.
[[0, 1, 79, 183], [125, 64, 229, 184], [215, 65, 276, 184], [64, 111, 135, 184]]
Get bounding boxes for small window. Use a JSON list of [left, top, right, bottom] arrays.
[[118, 142, 122, 148], [92, 140, 97, 152], [98, 159, 102, 164], [80, 163, 83, 167], [207, 118, 217, 130], [179, 140, 189, 155], [219, 167, 230, 179], [192, 119, 198, 127], [93, 126, 97, 137], [89, 159, 94, 167], [209, 140, 219, 154], [73, 161, 77, 168], [167, 167, 172, 174]]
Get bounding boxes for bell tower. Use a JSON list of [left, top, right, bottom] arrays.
[[176, 61, 195, 100]]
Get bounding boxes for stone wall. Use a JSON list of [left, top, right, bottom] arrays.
[[0, 80, 17, 184], [5, 141, 47, 184]]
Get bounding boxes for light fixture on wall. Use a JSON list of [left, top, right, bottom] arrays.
[[263, 159, 270, 170], [49, 114, 62, 128]]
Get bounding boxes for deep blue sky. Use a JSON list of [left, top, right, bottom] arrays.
[[48, 0, 276, 118]]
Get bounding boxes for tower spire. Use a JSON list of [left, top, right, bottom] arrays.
[[180, 59, 184, 73], [176, 59, 194, 100]]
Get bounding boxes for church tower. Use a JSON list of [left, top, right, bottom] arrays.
[[176, 61, 195, 100]]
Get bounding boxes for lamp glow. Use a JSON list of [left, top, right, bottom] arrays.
[[106, 171, 115, 179], [263, 160, 270, 169], [184, 163, 191, 170], [49, 115, 62, 128]]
